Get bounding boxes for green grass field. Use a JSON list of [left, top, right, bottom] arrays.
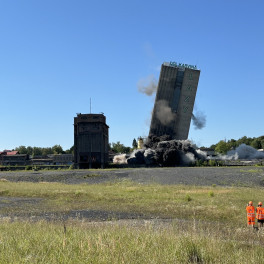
[[1, 178, 264, 263]]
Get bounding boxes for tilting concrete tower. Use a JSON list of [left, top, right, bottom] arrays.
[[149, 62, 200, 140]]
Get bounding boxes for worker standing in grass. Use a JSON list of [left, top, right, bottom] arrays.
[[246, 201, 255, 228], [256, 202, 264, 228]]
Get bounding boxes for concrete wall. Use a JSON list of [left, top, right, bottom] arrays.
[[173, 68, 200, 139]]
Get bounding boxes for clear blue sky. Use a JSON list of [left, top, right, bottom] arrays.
[[1, 0, 263, 150]]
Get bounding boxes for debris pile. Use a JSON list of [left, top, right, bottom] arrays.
[[127, 135, 206, 166]]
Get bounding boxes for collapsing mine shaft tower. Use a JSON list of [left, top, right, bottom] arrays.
[[149, 62, 200, 140]]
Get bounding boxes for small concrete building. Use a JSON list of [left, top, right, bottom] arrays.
[[74, 113, 109, 168]]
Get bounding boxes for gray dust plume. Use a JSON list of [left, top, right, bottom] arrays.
[[191, 112, 206, 130], [137, 74, 158, 96], [155, 100, 176, 125], [222, 144, 264, 160]]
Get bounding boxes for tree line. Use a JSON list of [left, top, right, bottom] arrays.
[[14, 145, 74, 156], [12, 140, 138, 157], [12, 135, 264, 157]]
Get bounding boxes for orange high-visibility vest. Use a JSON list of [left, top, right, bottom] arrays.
[[256, 207, 264, 220], [246, 206, 255, 218]]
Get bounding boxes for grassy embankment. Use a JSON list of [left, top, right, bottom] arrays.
[[1, 179, 264, 263]]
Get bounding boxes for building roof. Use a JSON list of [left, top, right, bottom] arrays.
[[6, 151, 19, 155], [3, 154, 27, 157], [0, 150, 19, 155]]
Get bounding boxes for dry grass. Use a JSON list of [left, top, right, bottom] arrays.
[[1, 179, 264, 262], [0, 179, 263, 226], [0, 218, 264, 263]]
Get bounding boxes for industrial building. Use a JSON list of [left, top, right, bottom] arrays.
[[74, 113, 109, 168], [149, 62, 200, 140], [0, 153, 29, 166], [0, 150, 74, 167]]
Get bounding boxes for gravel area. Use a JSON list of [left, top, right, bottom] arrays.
[[0, 197, 42, 208], [0, 209, 147, 222], [0, 166, 264, 186]]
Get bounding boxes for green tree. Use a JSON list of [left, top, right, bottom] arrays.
[[132, 138, 138, 149], [111, 141, 131, 154], [65, 146, 74, 154], [226, 139, 237, 150], [210, 144, 216, 150], [261, 139, 264, 149], [237, 136, 252, 146], [42, 147, 53, 156], [26, 146, 33, 155], [15, 146, 27, 154], [215, 140, 230, 154], [251, 138, 261, 149], [208, 159, 216, 166], [32, 147, 42, 157], [52, 145, 64, 154]]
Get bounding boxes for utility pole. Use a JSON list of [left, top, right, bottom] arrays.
[[90, 98, 92, 114]]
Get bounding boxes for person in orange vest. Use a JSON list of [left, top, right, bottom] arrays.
[[246, 201, 255, 228], [256, 202, 264, 228]]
